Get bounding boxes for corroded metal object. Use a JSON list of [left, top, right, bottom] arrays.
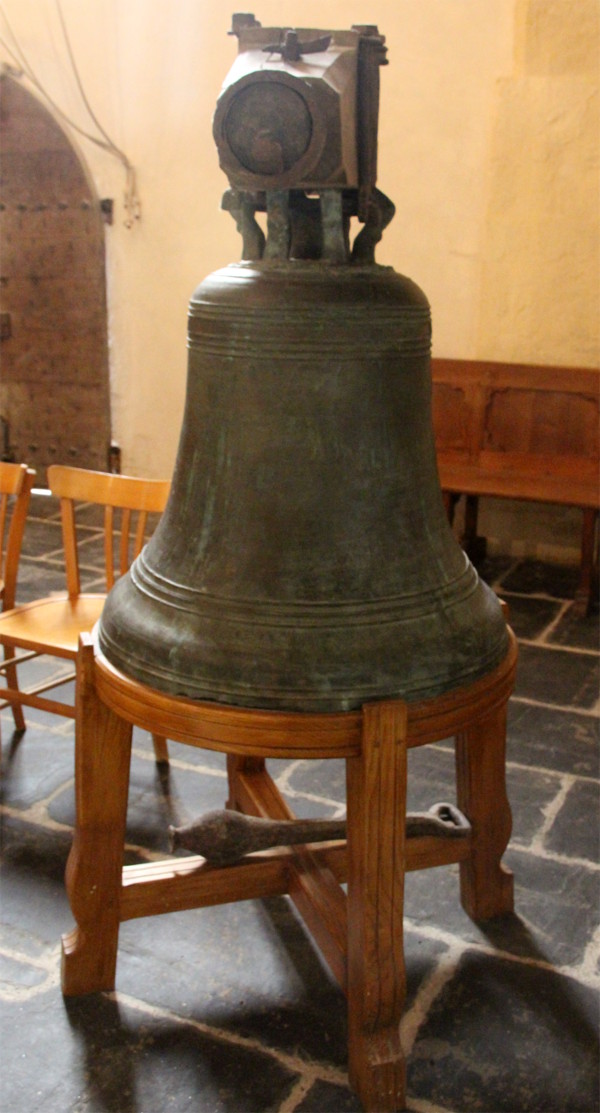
[[168, 802, 470, 867], [98, 16, 508, 711], [169, 809, 347, 866]]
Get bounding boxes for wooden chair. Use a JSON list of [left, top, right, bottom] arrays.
[[0, 464, 171, 762], [0, 462, 36, 731]]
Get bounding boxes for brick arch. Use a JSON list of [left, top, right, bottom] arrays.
[[0, 73, 111, 481]]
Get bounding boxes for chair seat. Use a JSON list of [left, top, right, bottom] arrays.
[[0, 594, 106, 657], [1, 465, 170, 761]]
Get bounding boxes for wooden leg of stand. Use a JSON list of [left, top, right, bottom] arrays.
[[61, 636, 133, 995], [346, 700, 408, 1112], [226, 754, 266, 810], [455, 702, 514, 921]]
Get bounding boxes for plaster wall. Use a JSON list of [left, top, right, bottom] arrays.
[[478, 0, 599, 365], [0, 0, 513, 475], [0, 1, 597, 513], [475, 0, 599, 561]]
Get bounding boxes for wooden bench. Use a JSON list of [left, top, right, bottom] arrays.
[[431, 359, 599, 612]]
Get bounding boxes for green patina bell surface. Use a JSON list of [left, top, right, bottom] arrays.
[[99, 259, 508, 711], [98, 17, 508, 711]]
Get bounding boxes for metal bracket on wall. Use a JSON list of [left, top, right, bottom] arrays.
[[100, 199, 114, 225]]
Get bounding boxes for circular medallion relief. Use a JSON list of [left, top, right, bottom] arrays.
[[223, 82, 313, 176]]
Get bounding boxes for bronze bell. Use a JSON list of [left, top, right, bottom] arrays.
[[99, 17, 508, 711]]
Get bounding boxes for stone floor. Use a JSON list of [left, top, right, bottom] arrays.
[[1, 491, 598, 1113]]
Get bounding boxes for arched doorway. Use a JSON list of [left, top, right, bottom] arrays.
[[0, 73, 111, 482]]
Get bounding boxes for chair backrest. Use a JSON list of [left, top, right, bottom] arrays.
[[0, 462, 36, 611], [47, 465, 171, 597]]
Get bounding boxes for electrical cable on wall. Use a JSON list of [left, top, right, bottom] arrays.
[[0, 0, 140, 227]]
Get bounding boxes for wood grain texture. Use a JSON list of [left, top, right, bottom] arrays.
[[346, 700, 408, 1111], [456, 702, 514, 920], [62, 629, 516, 1111], [61, 636, 133, 995], [227, 756, 348, 988], [432, 359, 599, 503], [92, 630, 517, 757], [0, 466, 169, 762], [0, 75, 111, 478], [432, 358, 599, 610]]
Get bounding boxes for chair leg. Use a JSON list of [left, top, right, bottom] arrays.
[[151, 733, 169, 765], [461, 494, 487, 564], [2, 651, 26, 732], [61, 637, 133, 995], [346, 700, 408, 1113], [455, 701, 514, 921]]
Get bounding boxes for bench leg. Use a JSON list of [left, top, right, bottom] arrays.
[[61, 638, 133, 995], [455, 701, 514, 921], [442, 490, 460, 525], [574, 508, 598, 616], [346, 700, 408, 1112], [462, 494, 487, 564]]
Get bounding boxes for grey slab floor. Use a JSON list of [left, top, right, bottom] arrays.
[[1, 492, 598, 1112]]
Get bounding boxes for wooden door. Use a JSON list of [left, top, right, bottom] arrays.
[[0, 74, 111, 482]]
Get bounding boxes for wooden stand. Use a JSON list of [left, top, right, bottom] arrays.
[[61, 630, 517, 1112]]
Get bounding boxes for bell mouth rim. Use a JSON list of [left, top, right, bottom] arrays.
[[97, 619, 510, 713], [126, 547, 481, 627]]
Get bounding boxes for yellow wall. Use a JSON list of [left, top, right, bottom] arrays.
[[1, 0, 597, 480], [478, 0, 599, 364]]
